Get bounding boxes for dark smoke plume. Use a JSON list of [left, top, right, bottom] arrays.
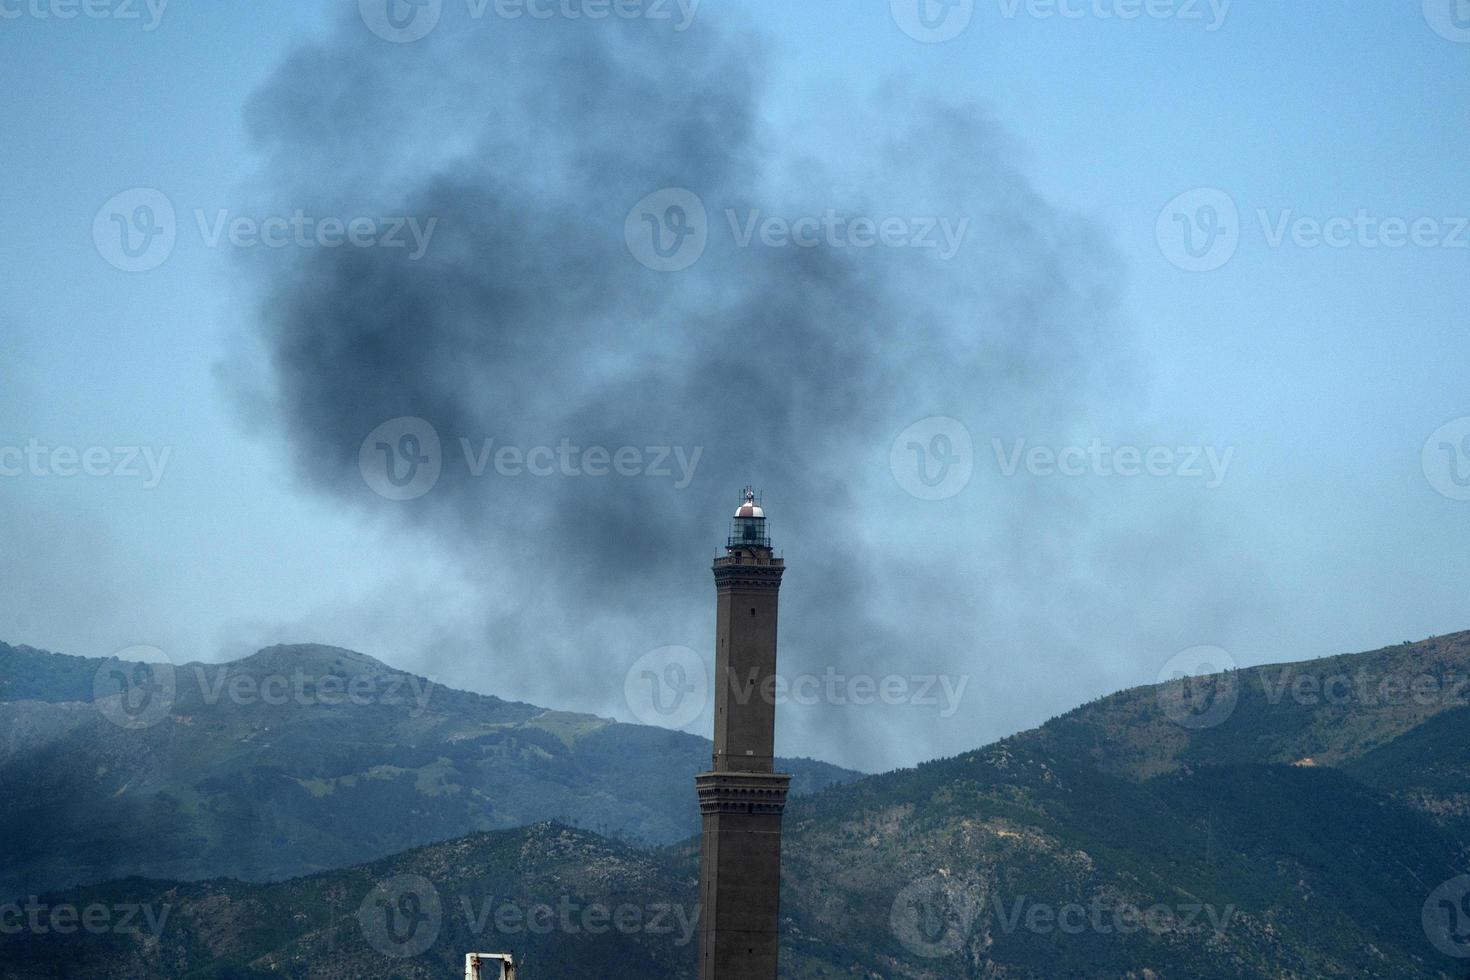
[[230, 7, 1252, 770]]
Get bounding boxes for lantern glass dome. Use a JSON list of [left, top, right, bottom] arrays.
[[727, 487, 771, 550]]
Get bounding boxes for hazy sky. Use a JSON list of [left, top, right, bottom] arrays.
[[2, 0, 1468, 772]]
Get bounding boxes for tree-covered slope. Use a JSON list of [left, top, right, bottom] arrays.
[[0, 642, 857, 899], [6, 632, 1470, 977]]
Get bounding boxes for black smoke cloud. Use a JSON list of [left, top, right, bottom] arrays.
[[230, 8, 1250, 770]]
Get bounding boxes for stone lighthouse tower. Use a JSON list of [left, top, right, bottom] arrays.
[[696, 487, 789, 980]]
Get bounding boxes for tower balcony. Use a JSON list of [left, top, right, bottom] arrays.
[[695, 770, 792, 814], [713, 553, 784, 570], [726, 531, 773, 551]]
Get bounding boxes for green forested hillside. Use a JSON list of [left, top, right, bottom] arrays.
[[0, 642, 857, 898], [5, 633, 1470, 978]]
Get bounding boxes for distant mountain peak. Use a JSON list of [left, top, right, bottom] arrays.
[[231, 643, 403, 677]]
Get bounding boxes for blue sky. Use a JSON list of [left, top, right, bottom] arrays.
[[2, 1, 1468, 771]]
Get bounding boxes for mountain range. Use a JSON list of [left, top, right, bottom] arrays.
[[4, 633, 1470, 977], [0, 641, 856, 899]]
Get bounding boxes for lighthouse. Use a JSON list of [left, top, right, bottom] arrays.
[[695, 487, 789, 979]]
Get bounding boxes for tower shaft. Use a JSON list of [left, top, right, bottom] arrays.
[[710, 560, 782, 773]]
